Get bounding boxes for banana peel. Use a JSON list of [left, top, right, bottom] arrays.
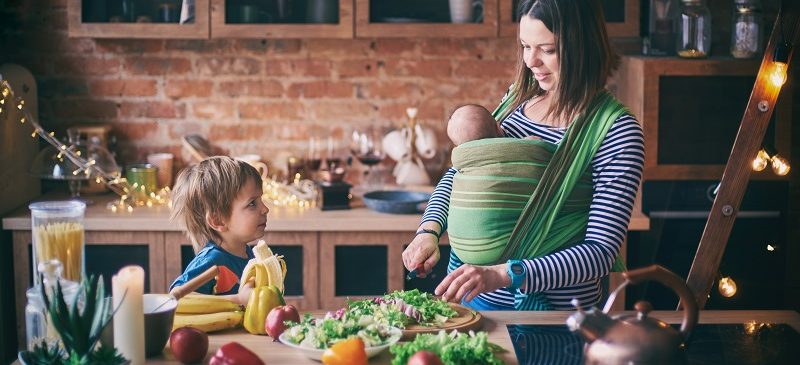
[[240, 240, 286, 294], [243, 285, 285, 335]]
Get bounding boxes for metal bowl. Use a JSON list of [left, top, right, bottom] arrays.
[[362, 190, 430, 214]]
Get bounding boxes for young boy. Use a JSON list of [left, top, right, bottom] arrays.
[[169, 156, 269, 304]]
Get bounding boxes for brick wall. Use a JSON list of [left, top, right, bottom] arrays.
[[3, 1, 524, 175]]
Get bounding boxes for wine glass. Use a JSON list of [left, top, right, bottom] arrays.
[[306, 137, 324, 179], [350, 127, 386, 191]]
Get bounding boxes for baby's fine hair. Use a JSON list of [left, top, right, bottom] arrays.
[[170, 156, 263, 253]]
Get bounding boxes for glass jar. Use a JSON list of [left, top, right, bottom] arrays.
[[25, 260, 80, 350], [676, 0, 711, 58], [730, 0, 762, 58], [646, 0, 678, 56], [29, 200, 87, 286]]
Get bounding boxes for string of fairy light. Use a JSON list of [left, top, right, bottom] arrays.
[[1, 76, 316, 212]]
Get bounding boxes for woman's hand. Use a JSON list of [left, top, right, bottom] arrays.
[[402, 232, 440, 278], [435, 264, 511, 303]]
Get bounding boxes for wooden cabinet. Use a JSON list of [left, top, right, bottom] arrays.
[[615, 56, 793, 181], [210, 0, 354, 38], [67, 0, 210, 39], [355, 0, 498, 38], [499, 0, 640, 38]]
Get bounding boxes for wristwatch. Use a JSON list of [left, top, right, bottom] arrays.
[[415, 228, 441, 240], [506, 260, 526, 290]]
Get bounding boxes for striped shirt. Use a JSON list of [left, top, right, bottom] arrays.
[[422, 102, 645, 310]]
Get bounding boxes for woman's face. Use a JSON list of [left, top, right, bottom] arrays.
[[520, 16, 559, 92]]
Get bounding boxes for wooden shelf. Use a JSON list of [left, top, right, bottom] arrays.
[[499, 0, 640, 38], [615, 56, 793, 181], [210, 0, 354, 39], [67, 0, 210, 39], [355, 0, 499, 38]]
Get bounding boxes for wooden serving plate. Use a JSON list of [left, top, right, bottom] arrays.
[[401, 303, 482, 340]]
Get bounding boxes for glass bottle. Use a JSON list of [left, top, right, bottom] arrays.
[[730, 0, 763, 58], [646, 0, 678, 56], [25, 260, 80, 350], [677, 0, 711, 58]]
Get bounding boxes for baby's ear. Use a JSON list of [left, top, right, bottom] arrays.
[[205, 212, 227, 232]]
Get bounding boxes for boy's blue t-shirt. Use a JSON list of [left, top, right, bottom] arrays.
[[170, 241, 255, 295]]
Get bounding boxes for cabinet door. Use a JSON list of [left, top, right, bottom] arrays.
[[319, 232, 408, 309], [211, 0, 354, 38], [356, 0, 499, 38], [68, 0, 210, 39], [499, 0, 639, 38]]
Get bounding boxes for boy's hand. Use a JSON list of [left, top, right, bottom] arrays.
[[236, 282, 255, 306]]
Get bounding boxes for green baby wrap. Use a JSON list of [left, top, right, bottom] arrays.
[[447, 91, 627, 310]]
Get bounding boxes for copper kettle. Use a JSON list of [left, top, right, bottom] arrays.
[[566, 265, 698, 365]]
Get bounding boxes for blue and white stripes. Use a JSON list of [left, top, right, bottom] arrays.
[[422, 103, 645, 310]]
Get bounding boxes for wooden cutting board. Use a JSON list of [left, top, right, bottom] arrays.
[[401, 303, 482, 340]]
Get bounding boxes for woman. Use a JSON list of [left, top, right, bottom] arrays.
[[402, 0, 645, 310]]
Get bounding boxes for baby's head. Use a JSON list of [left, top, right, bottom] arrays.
[[171, 156, 265, 252], [447, 104, 501, 146]]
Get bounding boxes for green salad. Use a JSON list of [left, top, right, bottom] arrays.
[[390, 330, 506, 365], [337, 289, 458, 328], [283, 313, 397, 349]]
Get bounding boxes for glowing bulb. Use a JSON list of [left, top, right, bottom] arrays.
[[718, 276, 738, 298], [771, 155, 790, 176], [752, 149, 770, 171], [20, 117, 25, 124], [769, 62, 788, 87], [767, 244, 776, 251]]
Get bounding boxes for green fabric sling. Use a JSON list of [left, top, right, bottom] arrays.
[[447, 90, 627, 310]]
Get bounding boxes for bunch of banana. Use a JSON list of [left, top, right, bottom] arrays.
[[173, 293, 244, 333], [240, 240, 287, 294]]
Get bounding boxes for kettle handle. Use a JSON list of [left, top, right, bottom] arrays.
[[621, 265, 699, 340]]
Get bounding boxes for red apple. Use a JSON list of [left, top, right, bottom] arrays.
[[265, 304, 301, 340], [407, 350, 444, 365], [169, 327, 209, 364]]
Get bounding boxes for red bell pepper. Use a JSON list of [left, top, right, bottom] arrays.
[[209, 342, 265, 365]]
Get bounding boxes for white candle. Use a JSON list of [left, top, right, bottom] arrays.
[[112, 265, 145, 365]]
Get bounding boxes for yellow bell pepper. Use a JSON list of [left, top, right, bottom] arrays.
[[321, 337, 367, 365], [243, 285, 284, 335]]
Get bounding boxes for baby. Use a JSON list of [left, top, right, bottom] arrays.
[[447, 104, 540, 146], [169, 156, 269, 304]]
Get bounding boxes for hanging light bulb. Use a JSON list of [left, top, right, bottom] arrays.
[[718, 276, 738, 298], [752, 149, 770, 171], [771, 154, 791, 176], [770, 42, 790, 87]]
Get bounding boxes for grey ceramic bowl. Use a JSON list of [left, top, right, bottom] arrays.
[[101, 293, 178, 358], [362, 190, 431, 214]]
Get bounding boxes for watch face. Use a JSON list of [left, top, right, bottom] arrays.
[[511, 262, 525, 275]]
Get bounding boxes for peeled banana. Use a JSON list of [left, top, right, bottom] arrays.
[[240, 240, 286, 294], [172, 311, 244, 333], [176, 293, 242, 314]]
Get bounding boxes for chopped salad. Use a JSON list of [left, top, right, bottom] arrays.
[[282, 313, 397, 349], [330, 289, 458, 329]]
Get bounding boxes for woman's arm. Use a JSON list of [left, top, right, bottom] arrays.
[[519, 114, 645, 294], [419, 167, 456, 233]]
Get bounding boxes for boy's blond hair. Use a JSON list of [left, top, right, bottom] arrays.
[[170, 156, 263, 253]]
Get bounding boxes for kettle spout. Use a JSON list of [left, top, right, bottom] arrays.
[[566, 298, 615, 343]]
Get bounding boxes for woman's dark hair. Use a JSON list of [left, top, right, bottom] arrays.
[[502, 0, 618, 125]]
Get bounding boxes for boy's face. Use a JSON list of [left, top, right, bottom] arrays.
[[223, 177, 269, 245]]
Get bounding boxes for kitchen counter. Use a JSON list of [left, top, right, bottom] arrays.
[[1, 194, 652, 232], [139, 310, 800, 364]]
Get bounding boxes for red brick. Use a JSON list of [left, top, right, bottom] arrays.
[[120, 101, 185, 119], [234, 40, 270, 54], [420, 39, 489, 59], [55, 57, 122, 75], [270, 40, 302, 55], [382, 60, 451, 78], [287, 81, 353, 98], [357, 82, 419, 100], [335, 60, 379, 78], [239, 102, 304, 120], [303, 39, 372, 58], [196, 57, 261, 76], [167, 122, 205, 140], [308, 100, 376, 121], [89, 79, 157, 97], [126, 57, 192, 75], [191, 102, 235, 119], [265, 60, 331, 77], [95, 40, 165, 53], [165, 80, 214, 99], [454, 60, 517, 79], [218, 80, 284, 97], [52, 100, 118, 119], [165, 40, 233, 53], [113, 121, 160, 141], [377, 100, 446, 122], [208, 123, 272, 141], [268, 123, 313, 141], [373, 39, 418, 56]]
